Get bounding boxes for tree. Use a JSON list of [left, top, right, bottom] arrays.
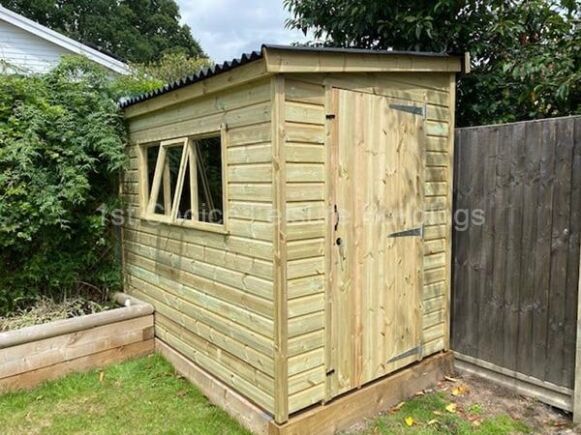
[[0, 0, 205, 63], [284, 0, 580, 126]]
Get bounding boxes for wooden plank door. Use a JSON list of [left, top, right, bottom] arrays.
[[327, 89, 424, 398]]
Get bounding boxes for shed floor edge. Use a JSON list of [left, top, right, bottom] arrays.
[[270, 352, 454, 435], [156, 338, 453, 435]]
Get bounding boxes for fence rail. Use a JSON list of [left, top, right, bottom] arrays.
[[451, 116, 581, 417]]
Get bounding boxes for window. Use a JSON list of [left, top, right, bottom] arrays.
[[140, 132, 225, 229]]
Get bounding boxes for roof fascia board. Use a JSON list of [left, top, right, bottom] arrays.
[[263, 47, 462, 74], [0, 6, 130, 74]]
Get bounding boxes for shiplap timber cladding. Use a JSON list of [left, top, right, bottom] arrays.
[[121, 46, 461, 427], [452, 117, 581, 415], [283, 72, 456, 413]]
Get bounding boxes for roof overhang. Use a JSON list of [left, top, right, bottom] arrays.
[[262, 45, 462, 74]]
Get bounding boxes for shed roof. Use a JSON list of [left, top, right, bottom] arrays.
[[120, 44, 462, 109]]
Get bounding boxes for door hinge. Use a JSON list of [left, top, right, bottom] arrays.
[[389, 103, 425, 118], [387, 346, 421, 364], [326, 113, 336, 119], [388, 226, 423, 239]]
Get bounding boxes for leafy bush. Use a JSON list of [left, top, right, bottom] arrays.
[[0, 56, 131, 314]]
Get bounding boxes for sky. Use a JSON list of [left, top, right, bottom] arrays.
[[176, 0, 311, 63]]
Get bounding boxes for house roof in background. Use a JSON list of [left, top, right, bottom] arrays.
[[120, 44, 462, 109], [0, 5, 130, 75]]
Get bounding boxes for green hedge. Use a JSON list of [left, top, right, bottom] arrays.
[[0, 56, 159, 315]]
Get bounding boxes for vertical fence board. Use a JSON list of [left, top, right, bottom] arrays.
[[453, 117, 580, 398], [546, 120, 574, 386], [530, 120, 555, 381], [452, 129, 470, 353], [563, 119, 581, 387], [517, 120, 543, 377], [477, 127, 499, 363]]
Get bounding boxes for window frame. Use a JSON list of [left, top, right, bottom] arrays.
[[137, 127, 229, 234]]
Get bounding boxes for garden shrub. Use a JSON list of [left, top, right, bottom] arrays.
[[0, 56, 157, 315]]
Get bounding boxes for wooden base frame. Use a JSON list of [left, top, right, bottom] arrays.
[[157, 339, 453, 435], [270, 352, 453, 435]]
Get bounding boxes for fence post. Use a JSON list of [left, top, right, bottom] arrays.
[[575, 238, 581, 424]]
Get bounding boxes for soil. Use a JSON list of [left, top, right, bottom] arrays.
[[437, 373, 577, 434], [346, 371, 578, 434]]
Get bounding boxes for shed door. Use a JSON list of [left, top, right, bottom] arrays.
[[327, 89, 425, 398]]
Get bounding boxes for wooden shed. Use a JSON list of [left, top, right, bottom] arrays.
[[120, 45, 463, 433]]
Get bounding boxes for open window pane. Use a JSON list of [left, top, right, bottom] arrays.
[[196, 137, 223, 224], [166, 146, 183, 203], [146, 145, 165, 215], [141, 133, 225, 228], [177, 161, 192, 220]]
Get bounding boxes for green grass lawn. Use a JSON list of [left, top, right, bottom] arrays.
[[362, 392, 530, 435], [0, 354, 249, 435], [0, 355, 535, 434]]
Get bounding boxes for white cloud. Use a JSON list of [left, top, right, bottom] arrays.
[[176, 0, 310, 63]]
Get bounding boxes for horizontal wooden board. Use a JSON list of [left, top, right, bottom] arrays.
[[125, 240, 273, 301], [125, 228, 273, 279], [288, 294, 325, 318], [287, 239, 325, 260], [288, 329, 325, 356], [286, 144, 325, 163], [157, 324, 273, 410], [129, 80, 271, 133], [130, 101, 272, 144], [288, 275, 325, 300], [288, 312, 325, 338], [228, 122, 272, 146], [157, 316, 274, 395], [0, 340, 153, 393], [287, 258, 325, 280], [288, 348, 325, 377], [288, 365, 325, 395], [286, 80, 325, 105], [287, 163, 325, 183], [126, 259, 274, 333], [128, 282, 274, 357], [285, 123, 325, 144], [228, 143, 272, 164], [0, 317, 152, 379], [286, 101, 325, 125]]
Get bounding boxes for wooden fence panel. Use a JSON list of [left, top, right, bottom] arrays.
[[452, 117, 581, 395]]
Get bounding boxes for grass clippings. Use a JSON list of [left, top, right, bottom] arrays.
[[0, 296, 114, 332]]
